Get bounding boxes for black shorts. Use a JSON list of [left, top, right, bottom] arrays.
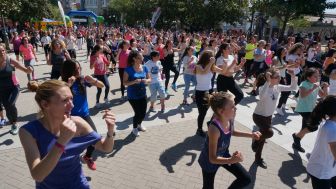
[[14, 50, 20, 56]]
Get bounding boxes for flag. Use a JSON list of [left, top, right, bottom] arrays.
[[58, 1, 67, 31], [150, 7, 161, 28]]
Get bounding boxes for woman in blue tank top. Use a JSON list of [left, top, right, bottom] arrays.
[[19, 80, 115, 189], [198, 92, 261, 189], [61, 59, 105, 171]]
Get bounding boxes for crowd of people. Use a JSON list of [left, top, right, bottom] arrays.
[[0, 25, 336, 189]]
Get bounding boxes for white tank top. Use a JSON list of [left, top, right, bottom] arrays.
[[329, 79, 336, 95], [196, 71, 213, 91]]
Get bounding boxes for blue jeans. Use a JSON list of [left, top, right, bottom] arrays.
[[183, 74, 196, 99], [149, 82, 166, 102]]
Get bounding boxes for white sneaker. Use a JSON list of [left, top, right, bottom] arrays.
[[276, 108, 284, 116], [138, 125, 146, 132], [104, 98, 109, 104], [132, 128, 140, 136]]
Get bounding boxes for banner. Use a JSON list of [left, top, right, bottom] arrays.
[[58, 1, 67, 31], [150, 7, 161, 28]]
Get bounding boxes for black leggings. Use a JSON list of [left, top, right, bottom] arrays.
[[87, 46, 94, 57], [244, 59, 254, 78], [128, 98, 147, 128], [310, 174, 336, 189], [217, 75, 244, 105], [252, 114, 274, 161], [118, 68, 125, 97], [277, 73, 291, 108], [82, 115, 97, 158], [0, 86, 19, 124], [195, 90, 211, 131], [163, 65, 179, 90], [202, 163, 251, 189], [95, 74, 110, 103], [50, 68, 62, 80]]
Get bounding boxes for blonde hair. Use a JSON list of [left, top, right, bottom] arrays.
[[205, 91, 234, 115], [28, 80, 69, 117], [51, 39, 66, 51]]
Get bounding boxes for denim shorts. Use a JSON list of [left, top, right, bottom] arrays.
[[149, 82, 166, 101]]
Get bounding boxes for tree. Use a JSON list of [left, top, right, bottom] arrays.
[[3, 0, 53, 23], [108, 0, 247, 30], [258, 0, 336, 42]]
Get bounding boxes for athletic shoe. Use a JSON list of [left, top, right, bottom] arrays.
[[250, 90, 257, 96], [276, 108, 284, 116], [10, 124, 19, 135], [149, 106, 155, 112], [171, 83, 177, 91], [196, 129, 206, 137], [160, 108, 165, 114], [104, 98, 109, 104], [95, 103, 102, 108], [137, 125, 146, 132], [0, 119, 6, 126], [292, 133, 305, 152], [81, 155, 97, 171], [255, 158, 267, 169], [132, 128, 140, 136]]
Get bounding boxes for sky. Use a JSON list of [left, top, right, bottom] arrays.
[[326, 0, 336, 14]]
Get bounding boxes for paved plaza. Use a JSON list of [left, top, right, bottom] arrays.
[[0, 47, 316, 188]]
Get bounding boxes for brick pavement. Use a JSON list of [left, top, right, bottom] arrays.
[[0, 48, 314, 189]]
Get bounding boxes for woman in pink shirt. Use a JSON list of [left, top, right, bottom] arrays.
[[90, 45, 110, 108], [19, 36, 38, 81], [117, 40, 130, 99]]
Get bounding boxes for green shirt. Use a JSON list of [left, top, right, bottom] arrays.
[[245, 43, 256, 60], [295, 81, 318, 113]]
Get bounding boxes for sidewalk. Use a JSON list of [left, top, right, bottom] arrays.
[[0, 118, 311, 189]]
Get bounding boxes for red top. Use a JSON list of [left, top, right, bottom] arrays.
[[90, 54, 110, 75]]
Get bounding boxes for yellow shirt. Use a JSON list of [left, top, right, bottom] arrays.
[[245, 43, 256, 60]]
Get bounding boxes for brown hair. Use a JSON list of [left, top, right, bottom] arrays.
[[197, 50, 214, 68], [28, 80, 69, 117]]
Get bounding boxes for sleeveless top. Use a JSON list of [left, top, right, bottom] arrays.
[[51, 50, 65, 71], [71, 77, 91, 117], [0, 56, 16, 90], [22, 120, 101, 189], [196, 71, 213, 91], [198, 119, 234, 172], [163, 52, 174, 68]]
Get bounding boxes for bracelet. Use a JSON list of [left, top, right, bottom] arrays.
[[55, 142, 65, 153], [106, 132, 114, 138]]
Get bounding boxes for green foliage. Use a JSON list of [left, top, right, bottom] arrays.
[[108, 0, 248, 30], [288, 17, 311, 28], [2, 0, 53, 23]]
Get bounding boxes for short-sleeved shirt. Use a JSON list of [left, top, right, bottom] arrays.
[[245, 43, 256, 60], [254, 48, 266, 62], [90, 54, 109, 75], [307, 120, 336, 179], [286, 54, 301, 75], [19, 44, 34, 61], [144, 60, 162, 84], [182, 55, 197, 75], [295, 81, 318, 113], [118, 50, 129, 69], [125, 66, 148, 99]]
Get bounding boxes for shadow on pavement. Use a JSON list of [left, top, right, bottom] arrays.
[[159, 135, 203, 173], [278, 151, 308, 189], [92, 133, 136, 160], [246, 162, 258, 189], [0, 139, 14, 146], [239, 95, 257, 108]]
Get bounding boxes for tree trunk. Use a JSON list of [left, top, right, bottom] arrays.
[[279, 16, 289, 44]]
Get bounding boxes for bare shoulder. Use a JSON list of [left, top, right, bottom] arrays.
[[71, 116, 93, 136]]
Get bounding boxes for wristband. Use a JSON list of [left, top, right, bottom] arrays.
[[106, 132, 114, 138], [55, 142, 65, 153]]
